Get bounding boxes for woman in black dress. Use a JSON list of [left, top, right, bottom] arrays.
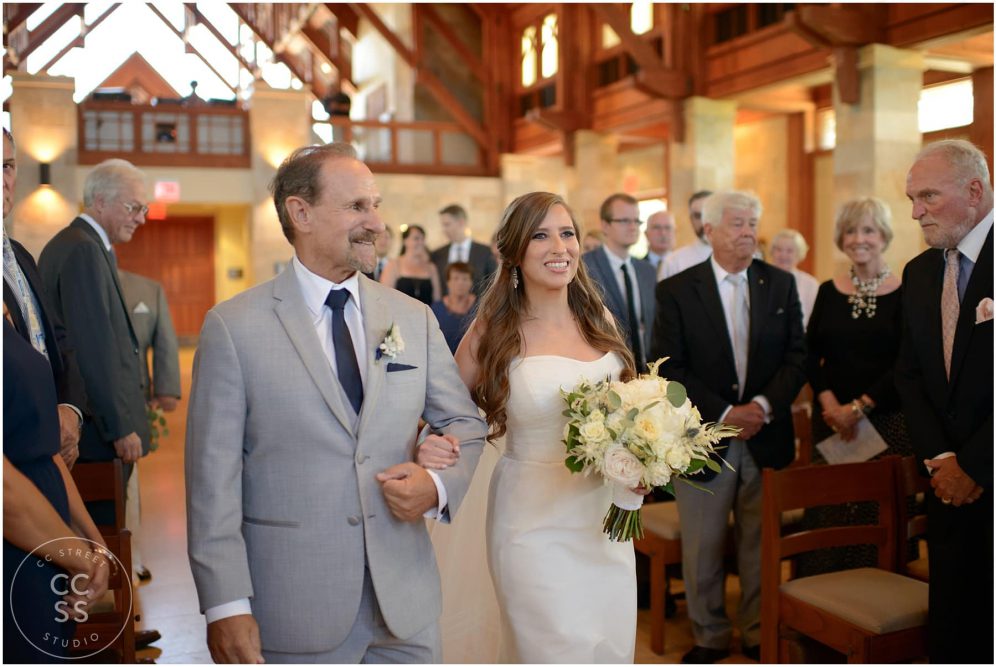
[[379, 224, 441, 305], [3, 319, 110, 662], [798, 196, 914, 577]]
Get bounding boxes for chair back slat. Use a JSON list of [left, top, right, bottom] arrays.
[[70, 461, 126, 530]]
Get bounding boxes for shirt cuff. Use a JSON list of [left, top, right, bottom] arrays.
[[205, 598, 252, 624], [719, 405, 733, 423], [751, 395, 772, 423], [59, 403, 84, 427], [925, 451, 957, 475], [423, 469, 449, 522]]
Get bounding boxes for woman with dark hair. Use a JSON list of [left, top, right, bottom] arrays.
[[419, 192, 639, 662], [378, 224, 441, 305], [430, 262, 477, 354]]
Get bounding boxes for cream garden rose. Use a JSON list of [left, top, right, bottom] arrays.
[[603, 445, 644, 487]]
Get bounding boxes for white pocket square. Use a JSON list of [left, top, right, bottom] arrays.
[[976, 297, 994, 324], [133, 301, 151, 315]]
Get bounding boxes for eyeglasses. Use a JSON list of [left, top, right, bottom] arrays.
[[608, 218, 642, 226], [690, 212, 703, 220], [122, 202, 149, 216]]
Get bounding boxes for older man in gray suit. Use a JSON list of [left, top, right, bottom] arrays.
[[185, 143, 486, 663]]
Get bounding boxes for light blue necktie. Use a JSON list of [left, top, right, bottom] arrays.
[[726, 273, 749, 397], [2, 232, 49, 359]]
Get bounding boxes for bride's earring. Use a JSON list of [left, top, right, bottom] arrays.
[[510, 267, 519, 290]]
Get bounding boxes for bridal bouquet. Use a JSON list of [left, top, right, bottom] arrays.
[[561, 358, 740, 542]]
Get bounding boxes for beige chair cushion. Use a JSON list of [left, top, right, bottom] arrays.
[[781, 567, 928, 634], [907, 557, 929, 582], [641, 504, 803, 540]]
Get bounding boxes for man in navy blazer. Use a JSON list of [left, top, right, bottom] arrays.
[[897, 139, 993, 664], [649, 190, 806, 663], [3, 127, 87, 467], [583, 193, 656, 372]]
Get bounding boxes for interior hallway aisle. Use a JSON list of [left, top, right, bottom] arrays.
[[134, 349, 750, 664]]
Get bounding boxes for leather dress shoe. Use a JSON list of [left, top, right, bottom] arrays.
[[135, 629, 162, 650], [742, 644, 761, 662], [136, 566, 152, 582], [681, 645, 730, 664]]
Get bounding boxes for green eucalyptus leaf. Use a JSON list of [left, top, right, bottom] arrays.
[[666, 381, 687, 408]]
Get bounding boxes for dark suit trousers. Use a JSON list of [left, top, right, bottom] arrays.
[[927, 493, 993, 663]]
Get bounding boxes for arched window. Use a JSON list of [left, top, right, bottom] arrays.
[[540, 14, 559, 79], [521, 26, 537, 87], [631, 0, 654, 36]]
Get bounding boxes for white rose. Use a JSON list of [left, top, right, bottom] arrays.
[[579, 419, 609, 444], [633, 415, 661, 443], [665, 446, 692, 472], [603, 445, 644, 487], [646, 460, 673, 487], [589, 409, 605, 423]]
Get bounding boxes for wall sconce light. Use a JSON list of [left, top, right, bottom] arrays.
[[39, 162, 51, 187]]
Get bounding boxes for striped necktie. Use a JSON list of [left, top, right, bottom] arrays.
[[2, 232, 49, 359]]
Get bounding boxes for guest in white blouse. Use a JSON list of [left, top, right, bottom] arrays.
[[770, 229, 819, 328]]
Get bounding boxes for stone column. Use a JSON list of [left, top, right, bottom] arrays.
[[829, 44, 924, 279], [7, 73, 80, 258], [668, 96, 737, 247], [248, 83, 313, 284], [570, 130, 620, 233]]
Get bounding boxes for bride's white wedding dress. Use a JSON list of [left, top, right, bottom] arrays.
[[432, 352, 636, 663]]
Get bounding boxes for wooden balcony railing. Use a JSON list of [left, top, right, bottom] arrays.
[[78, 100, 251, 168], [318, 117, 491, 176]]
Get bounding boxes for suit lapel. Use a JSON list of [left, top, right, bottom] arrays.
[[3, 282, 30, 340], [948, 227, 993, 391], [356, 275, 388, 437], [746, 261, 769, 374], [71, 218, 140, 348], [272, 264, 356, 435], [691, 263, 737, 374], [592, 250, 626, 316]]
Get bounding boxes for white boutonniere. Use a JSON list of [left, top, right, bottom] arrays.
[[376, 323, 405, 361], [976, 297, 994, 324]]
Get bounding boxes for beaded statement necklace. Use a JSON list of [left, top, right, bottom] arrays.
[[848, 266, 890, 319]]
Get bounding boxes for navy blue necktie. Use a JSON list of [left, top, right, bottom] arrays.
[[325, 289, 364, 414]]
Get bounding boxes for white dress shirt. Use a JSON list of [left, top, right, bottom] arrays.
[[709, 257, 772, 423], [660, 238, 712, 280], [448, 238, 472, 265], [646, 251, 669, 281], [79, 213, 113, 251], [601, 245, 644, 341]]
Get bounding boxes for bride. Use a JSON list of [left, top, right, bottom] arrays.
[[421, 192, 640, 663]]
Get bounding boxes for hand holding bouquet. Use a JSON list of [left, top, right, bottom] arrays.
[[561, 358, 740, 541]]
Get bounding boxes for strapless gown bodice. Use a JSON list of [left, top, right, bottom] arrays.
[[485, 352, 636, 663]]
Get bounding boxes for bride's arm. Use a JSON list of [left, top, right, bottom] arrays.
[[416, 320, 482, 470]]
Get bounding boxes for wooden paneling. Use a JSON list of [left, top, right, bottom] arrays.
[[971, 66, 994, 182], [115, 216, 215, 338], [591, 81, 674, 135], [886, 4, 994, 47], [786, 112, 815, 274], [512, 118, 562, 154]]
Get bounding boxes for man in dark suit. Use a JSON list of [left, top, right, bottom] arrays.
[[897, 139, 993, 664], [431, 203, 496, 296], [649, 190, 806, 664], [39, 159, 151, 486], [583, 193, 657, 372], [3, 127, 88, 468]]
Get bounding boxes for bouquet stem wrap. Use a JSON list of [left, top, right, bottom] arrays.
[[604, 484, 646, 542]]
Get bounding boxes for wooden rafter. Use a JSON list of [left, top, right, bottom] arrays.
[[419, 4, 486, 83], [36, 3, 120, 74], [785, 5, 886, 49], [300, 22, 353, 90], [13, 3, 83, 65], [351, 3, 488, 148], [186, 3, 257, 76], [323, 3, 358, 39], [146, 3, 238, 96], [3, 3, 43, 37], [590, 3, 689, 99]]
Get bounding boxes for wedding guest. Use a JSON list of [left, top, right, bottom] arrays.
[[380, 224, 441, 305], [660, 190, 713, 279], [431, 204, 497, 296], [4, 319, 110, 663], [582, 228, 604, 253], [643, 210, 676, 281], [769, 229, 819, 328], [419, 191, 640, 662], [797, 197, 912, 578], [430, 262, 477, 354], [366, 225, 393, 282], [898, 139, 993, 663]]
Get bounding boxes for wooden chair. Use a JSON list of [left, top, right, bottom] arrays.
[[789, 403, 812, 468], [69, 460, 135, 662], [895, 456, 930, 582], [760, 458, 929, 663], [634, 501, 684, 654]]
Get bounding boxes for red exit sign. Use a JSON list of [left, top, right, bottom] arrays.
[[154, 181, 181, 202]]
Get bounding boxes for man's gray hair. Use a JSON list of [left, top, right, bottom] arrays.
[[83, 159, 145, 207], [701, 190, 763, 228], [916, 140, 992, 192]]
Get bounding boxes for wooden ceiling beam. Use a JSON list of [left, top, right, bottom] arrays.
[[300, 23, 353, 89], [147, 3, 237, 97], [785, 5, 886, 48], [590, 3, 690, 99], [419, 4, 486, 83], [35, 3, 119, 74], [187, 3, 257, 76], [352, 3, 488, 148], [323, 3, 359, 39], [3, 4, 43, 37], [16, 3, 83, 64]]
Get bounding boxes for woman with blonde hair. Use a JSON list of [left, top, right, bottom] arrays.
[[798, 196, 913, 577], [770, 228, 819, 327], [419, 192, 640, 662]]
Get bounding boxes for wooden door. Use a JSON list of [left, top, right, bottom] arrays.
[[116, 216, 215, 338]]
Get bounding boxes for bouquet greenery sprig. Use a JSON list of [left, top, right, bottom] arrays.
[[561, 358, 740, 542]]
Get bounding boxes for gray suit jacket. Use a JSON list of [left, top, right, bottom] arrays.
[[582, 247, 657, 366], [185, 264, 486, 653], [38, 218, 150, 462], [119, 270, 181, 399]]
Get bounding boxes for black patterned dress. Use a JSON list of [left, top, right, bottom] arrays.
[[797, 281, 915, 577]]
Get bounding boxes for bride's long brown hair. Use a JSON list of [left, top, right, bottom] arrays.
[[472, 192, 635, 442]]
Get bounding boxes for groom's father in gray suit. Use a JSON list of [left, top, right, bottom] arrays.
[[186, 143, 487, 663]]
